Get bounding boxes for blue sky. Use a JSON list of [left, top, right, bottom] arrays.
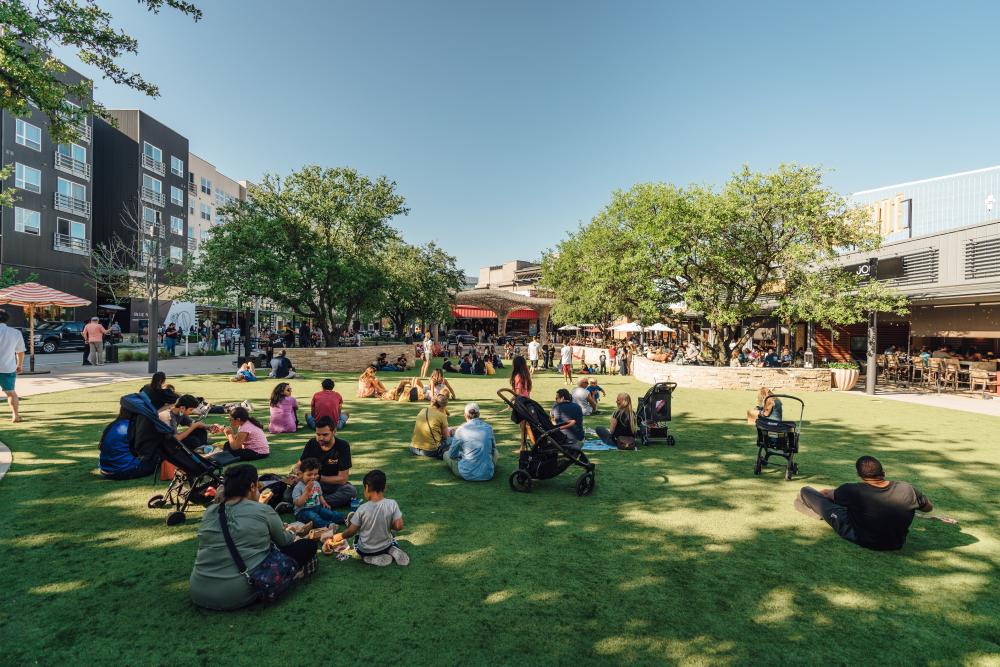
[[57, 1, 1000, 273]]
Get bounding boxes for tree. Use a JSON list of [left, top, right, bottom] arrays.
[[377, 239, 465, 337], [88, 192, 180, 372], [190, 166, 407, 345], [0, 0, 201, 144], [545, 164, 908, 365], [0, 265, 37, 289]]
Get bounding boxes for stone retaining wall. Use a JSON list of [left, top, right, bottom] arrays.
[[631, 355, 832, 391], [284, 345, 414, 373]]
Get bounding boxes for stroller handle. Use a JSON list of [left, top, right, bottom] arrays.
[[768, 394, 804, 430]]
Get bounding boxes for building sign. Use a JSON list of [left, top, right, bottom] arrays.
[[866, 193, 912, 238], [843, 257, 905, 282]]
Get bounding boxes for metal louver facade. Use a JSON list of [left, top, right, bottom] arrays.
[[964, 236, 1000, 280]]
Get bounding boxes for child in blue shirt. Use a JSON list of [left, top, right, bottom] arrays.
[[586, 377, 605, 403], [292, 458, 345, 528]]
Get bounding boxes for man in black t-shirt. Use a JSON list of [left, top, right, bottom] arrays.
[[795, 456, 933, 550], [293, 416, 356, 508]]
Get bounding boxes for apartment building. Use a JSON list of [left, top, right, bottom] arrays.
[[92, 110, 189, 332], [0, 65, 96, 324], [186, 152, 245, 259]]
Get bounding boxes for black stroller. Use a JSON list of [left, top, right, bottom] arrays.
[[147, 436, 224, 526], [753, 394, 804, 481], [497, 389, 597, 496], [636, 381, 677, 446]]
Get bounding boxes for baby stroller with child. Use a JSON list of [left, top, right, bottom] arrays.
[[636, 381, 677, 446], [121, 392, 224, 526], [497, 388, 597, 497], [753, 394, 804, 481]]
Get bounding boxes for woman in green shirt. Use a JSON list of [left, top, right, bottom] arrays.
[[189, 464, 318, 610]]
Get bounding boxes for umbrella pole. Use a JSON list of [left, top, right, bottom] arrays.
[[28, 304, 36, 373]]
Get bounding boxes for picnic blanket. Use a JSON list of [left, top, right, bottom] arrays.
[[581, 439, 634, 451]]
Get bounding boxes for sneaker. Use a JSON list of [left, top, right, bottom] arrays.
[[363, 553, 393, 567], [388, 545, 410, 566], [241, 400, 254, 413]]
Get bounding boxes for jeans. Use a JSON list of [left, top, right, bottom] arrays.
[[595, 426, 616, 447], [306, 414, 348, 430], [409, 439, 450, 459], [296, 506, 345, 528], [320, 481, 357, 508], [210, 444, 268, 466], [164, 337, 176, 356], [795, 487, 859, 545]]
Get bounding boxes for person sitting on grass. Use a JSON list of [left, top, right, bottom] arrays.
[[268, 350, 297, 379], [586, 377, 605, 404], [442, 357, 458, 373], [293, 458, 345, 528], [308, 378, 348, 431], [267, 382, 299, 434], [357, 366, 387, 398], [294, 416, 356, 508], [334, 469, 408, 567], [141, 371, 177, 409], [459, 354, 473, 374], [213, 406, 269, 463], [161, 394, 212, 451], [190, 464, 318, 610], [425, 368, 457, 402], [395, 353, 410, 370], [381, 376, 425, 402], [551, 388, 584, 448], [410, 392, 452, 458], [571, 378, 598, 416], [595, 393, 637, 450], [231, 360, 258, 383], [794, 456, 935, 551], [746, 387, 782, 423], [99, 406, 159, 480], [472, 353, 486, 375], [445, 402, 498, 481]]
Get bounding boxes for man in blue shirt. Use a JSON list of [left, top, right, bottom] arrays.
[[551, 388, 585, 446], [445, 403, 498, 481]]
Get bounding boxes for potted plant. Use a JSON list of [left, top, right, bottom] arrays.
[[828, 361, 859, 391]]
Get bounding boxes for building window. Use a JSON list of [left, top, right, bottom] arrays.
[[200, 203, 211, 221], [200, 177, 212, 195], [15, 119, 42, 151], [189, 203, 194, 215], [143, 173, 162, 194], [57, 142, 87, 163], [14, 163, 41, 193], [170, 185, 184, 206], [143, 206, 162, 225], [170, 245, 183, 262], [14, 207, 41, 235], [57, 177, 86, 201], [143, 141, 162, 162], [57, 217, 87, 240], [170, 156, 184, 177], [200, 229, 209, 241], [170, 215, 184, 235]]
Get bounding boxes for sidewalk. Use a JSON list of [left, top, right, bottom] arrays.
[[843, 385, 1000, 418], [14, 355, 235, 398]]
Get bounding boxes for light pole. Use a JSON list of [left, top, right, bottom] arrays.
[[864, 258, 878, 396]]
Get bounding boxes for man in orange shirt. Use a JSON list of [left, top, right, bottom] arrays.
[[83, 316, 108, 366]]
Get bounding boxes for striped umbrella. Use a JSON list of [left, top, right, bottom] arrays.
[[0, 282, 91, 372]]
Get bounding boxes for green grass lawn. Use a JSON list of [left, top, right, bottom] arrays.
[[0, 361, 998, 666]]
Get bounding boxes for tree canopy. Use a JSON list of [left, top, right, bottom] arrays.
[[0, 0, 200, 144], [189, 165, 411, 344], [376, 239, 465, 336], [543, 164, 908, 364]]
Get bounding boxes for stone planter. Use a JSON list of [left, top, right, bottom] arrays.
[[830, 368, 859, 391]]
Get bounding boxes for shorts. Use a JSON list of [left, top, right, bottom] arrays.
[[0, 372, 15, 392], [561, 364, 572, 373]]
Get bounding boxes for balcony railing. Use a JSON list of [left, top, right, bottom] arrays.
[[53, 192, 91, 218], [187, 237, 198, 252], [187, 181, 197, 194], [145, 223, 165, 238], [54, 152, 91, 180], [140, 254, 165, 269], [141, 187, 165, 207], [53, 233, 91, 256], [142, 154, 165, 176], [76, 122, 92, 144]]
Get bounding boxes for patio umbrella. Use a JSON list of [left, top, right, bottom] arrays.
[[584, 327, 602, 334], [0, 282, 91, 373], [612, 322, 643, 332], [644, 323, 675, 332], [557, 325, 580, 331]]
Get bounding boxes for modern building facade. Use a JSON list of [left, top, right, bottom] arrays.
[[475, 259, 544, 296], [186, 152, 245, 260], [818, 165, 1000, 360], [0, 65, 96, 325], [92, 110, 190, 332]]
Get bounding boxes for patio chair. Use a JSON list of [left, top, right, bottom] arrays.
[[940, 359, 961, 392], [911, 357, 927, 384], [968, 370, 997, 399], [925, 358, 945, 391]]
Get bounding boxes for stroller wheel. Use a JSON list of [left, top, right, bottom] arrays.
[[509, 469, 532, 493], [575, 471, 596, 497], [165, 511, 187, 526], [666, 434, 676, 446], [753, 458, 762, 475], [147, 494, 166, 509]]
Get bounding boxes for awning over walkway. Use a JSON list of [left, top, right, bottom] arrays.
[[911, 305, 1000, 338], [453, 306, 539, 319]]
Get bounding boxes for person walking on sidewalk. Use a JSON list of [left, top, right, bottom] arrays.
[[0, 310, 25, 422], [83, 316, 108, 366]]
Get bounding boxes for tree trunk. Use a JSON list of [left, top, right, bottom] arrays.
[[147, 296, 158, 373]]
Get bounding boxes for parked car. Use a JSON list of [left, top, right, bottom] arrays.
[[447, 329, 476, 345], [27, 321, 87, 354]]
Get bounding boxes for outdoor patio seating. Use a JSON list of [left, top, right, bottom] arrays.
[[968, 369, 997, 399]]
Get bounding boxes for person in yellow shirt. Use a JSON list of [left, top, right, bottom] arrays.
[[409, 393, 452, 458]]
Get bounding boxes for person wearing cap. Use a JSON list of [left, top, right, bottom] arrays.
[[83, 316, 109, 366], [794, 456, 934, 551], [445, 402, 498, 481]]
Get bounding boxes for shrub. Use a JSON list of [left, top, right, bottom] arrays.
[[827, 361, 858, 369]]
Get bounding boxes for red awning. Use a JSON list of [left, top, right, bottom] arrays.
[[452, 306, 539, 320]]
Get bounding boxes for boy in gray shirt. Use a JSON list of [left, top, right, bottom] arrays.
[[335, 469, 408, 567]]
